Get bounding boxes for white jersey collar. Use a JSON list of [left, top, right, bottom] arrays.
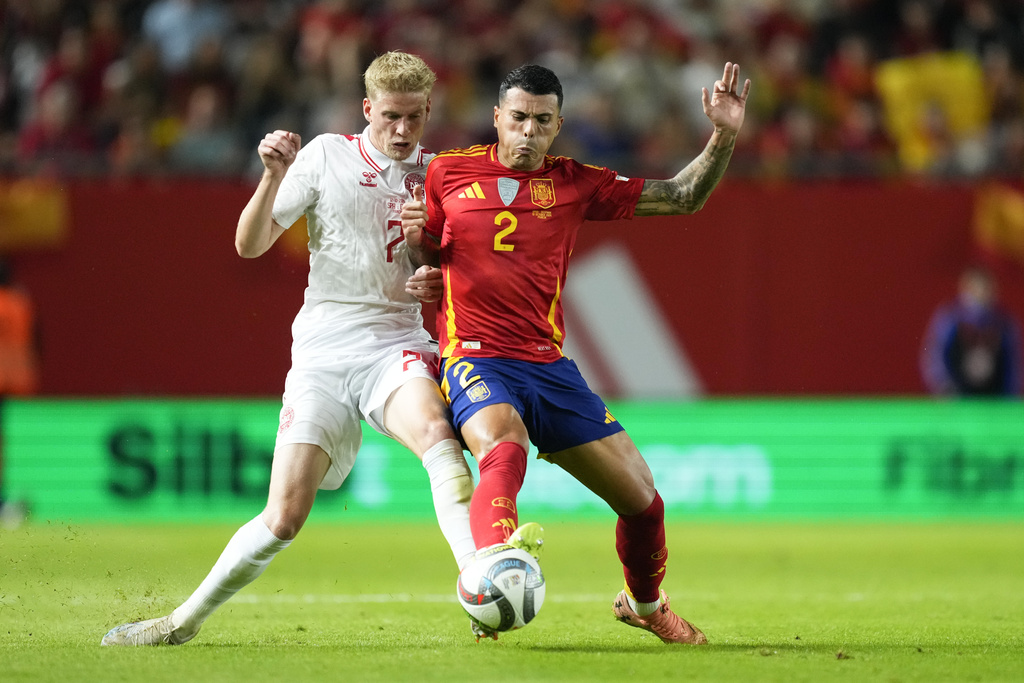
[[358, 125, 422, 173]]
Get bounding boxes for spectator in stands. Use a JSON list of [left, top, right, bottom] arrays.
[[921, 264, 1023, 396], [16, 79, 99, 174], [141, 0, 232, 74], [166, 83, 243, 174], [4, 0, 1024, 180]]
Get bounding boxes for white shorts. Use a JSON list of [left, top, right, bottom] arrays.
[[274, 339, 439, 490]]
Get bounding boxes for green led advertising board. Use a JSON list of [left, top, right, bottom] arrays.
[[4, 399, 1022, 521]]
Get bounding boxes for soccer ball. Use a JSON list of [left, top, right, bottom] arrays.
[[457, 544, 545, 632]]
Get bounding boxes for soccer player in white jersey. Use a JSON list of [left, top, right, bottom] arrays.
[[100, 51, 476, 646]]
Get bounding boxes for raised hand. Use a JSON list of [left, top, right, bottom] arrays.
[[701, 63, 750, 135], [257, 130, 301, 177], [401, 183, 429, 248]]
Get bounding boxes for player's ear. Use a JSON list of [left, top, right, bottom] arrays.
[[425, 98, 432, 121], [493, 105, 500, 129], [363, 98, 373, 123]]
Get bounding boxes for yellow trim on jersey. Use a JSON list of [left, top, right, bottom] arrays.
[[548, 275, 565, 354], [435, 145, 491, 159], [439, 357, 453, 399], [442, 264, 460, 357]]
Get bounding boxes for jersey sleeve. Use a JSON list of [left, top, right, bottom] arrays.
[[423, 156, 447, 241], [272, 135, 325, 229], [577, 163, 645, 221]]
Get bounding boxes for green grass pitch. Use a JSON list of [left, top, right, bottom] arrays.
[[2, 519, 1022, 682]]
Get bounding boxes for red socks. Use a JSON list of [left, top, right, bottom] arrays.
[[469, 443, 668, 604], [615, 491, 667, 603], [470, 442, 528, 547]]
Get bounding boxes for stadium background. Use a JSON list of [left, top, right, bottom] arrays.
[[2, 0, 1023, 522]]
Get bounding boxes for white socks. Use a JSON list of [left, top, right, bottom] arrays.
[[624, 591, 662, 618], [171, 516, 290, 636], [167, 439, 473, 638], [421, 438, 476, 570]]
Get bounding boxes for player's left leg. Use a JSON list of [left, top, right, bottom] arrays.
[[545, 433, 706, 644], [382, 376, 476, 570], [545, 431, 663, 594]]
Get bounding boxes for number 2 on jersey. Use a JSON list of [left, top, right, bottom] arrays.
[[494, 211, 517, 252]]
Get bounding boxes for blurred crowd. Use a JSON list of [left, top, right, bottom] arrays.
[[3, 0, 1024, 180]]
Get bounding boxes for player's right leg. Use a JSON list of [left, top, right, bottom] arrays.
[[439, 358, 534, 549], [437, 358, 539, 640], [459, 402, 531, 548], [100, 443, 329, 646]]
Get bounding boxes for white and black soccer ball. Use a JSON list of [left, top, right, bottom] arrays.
[[457, 544, 545, 632]]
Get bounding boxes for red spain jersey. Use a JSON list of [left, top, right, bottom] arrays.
[[424, 143, 644, 363]]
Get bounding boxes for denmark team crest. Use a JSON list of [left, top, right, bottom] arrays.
[[529, 179, 556, 209], [404, 172, 426, 195]]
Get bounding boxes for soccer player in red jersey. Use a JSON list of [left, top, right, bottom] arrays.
[[403, 62, 750, 644]]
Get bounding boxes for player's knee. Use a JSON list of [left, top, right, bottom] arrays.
[[410, 414, 458, 454], [611, 479, 657, 516], [426, 413, 457, 441], [261, 505, 308, 541]]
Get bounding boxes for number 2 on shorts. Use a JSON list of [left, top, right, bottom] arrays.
[[450, 360, 481, 388]]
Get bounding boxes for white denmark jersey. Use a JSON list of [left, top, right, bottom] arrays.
[[272, 128, 434, 364]]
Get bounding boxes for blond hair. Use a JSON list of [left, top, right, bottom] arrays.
[[364, 51, 437, 101]]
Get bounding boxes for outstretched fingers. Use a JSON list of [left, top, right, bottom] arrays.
[[717, 63, 751, 102], [738, 76, 751, 102], [720, 62, 735, 93]]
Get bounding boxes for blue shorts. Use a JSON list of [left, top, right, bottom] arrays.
[[440, 356, 624, 455]]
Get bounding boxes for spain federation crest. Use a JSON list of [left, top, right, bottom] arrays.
[[529, 179, 556, 209], [467, 381, 492, 403]]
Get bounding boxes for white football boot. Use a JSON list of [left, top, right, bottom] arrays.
[[100, 615, 197, 646]]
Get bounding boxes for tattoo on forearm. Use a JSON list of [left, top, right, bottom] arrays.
[[635, 133, 737, 216]]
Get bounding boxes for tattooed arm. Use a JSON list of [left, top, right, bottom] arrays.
[[635, 62, 751, 217], [635, 130, 738, 215]]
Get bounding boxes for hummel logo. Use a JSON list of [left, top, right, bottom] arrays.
[[360, 171, 378, 187], [458, 182, 486, 199]]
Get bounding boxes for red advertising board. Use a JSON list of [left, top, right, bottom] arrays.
[[6, 178, 1023, 397]]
